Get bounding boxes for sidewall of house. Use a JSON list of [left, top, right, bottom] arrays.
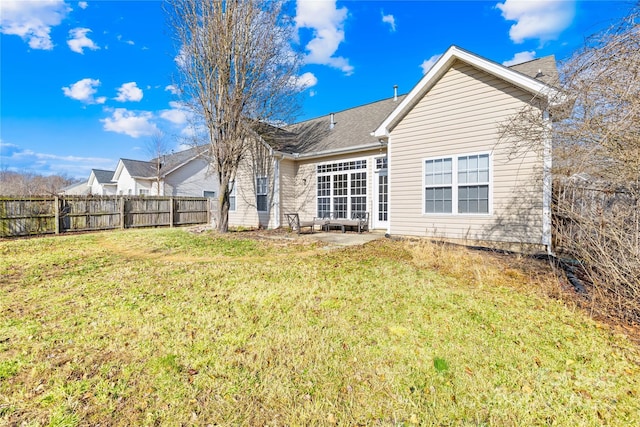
[[164, 158, 218, 197], [115, 169, 136, 195], [389, 60, 545, 248]]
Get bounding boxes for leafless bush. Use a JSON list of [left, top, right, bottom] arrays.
[[554, 181, 640, 322], [501, 5, 640, 322]]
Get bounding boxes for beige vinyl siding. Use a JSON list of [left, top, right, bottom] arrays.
[[389, 60, 544, 248], [227, 158, 261, 228], [228, 145, 277, 229], [279, 158, 298, 223]]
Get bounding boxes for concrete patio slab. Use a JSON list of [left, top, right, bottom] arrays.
[[307, 230, 385, 247]]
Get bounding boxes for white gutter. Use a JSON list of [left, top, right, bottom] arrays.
[[272, 141, 388, 161]]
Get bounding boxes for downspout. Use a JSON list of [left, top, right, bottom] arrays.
[[386, 136, 392, 236], [542, 109, 554, 255], [273, 155, 281, 228]]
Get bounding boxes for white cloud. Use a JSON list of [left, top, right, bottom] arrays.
[[67, 27, 99, 53], [78, 1, 88, 10], [382, 12, 396, 32], [503, 50, 537, 66], [291, 72, 318, 90], [496, 0, 575, 43], [0, 141, 113, 179], [101, 108, 159, 138], [114, 82, 143, 102], [165, 84, 180, 95], [0, 0, 70, 50], [62, 78, 106, 104], [420, 54, 442, 74], [295, 0, 353, 75], [117, 34, 134, 45], [160, 102, 189, 125]]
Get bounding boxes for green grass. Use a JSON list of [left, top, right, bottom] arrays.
[[1, 228, 639, 426]]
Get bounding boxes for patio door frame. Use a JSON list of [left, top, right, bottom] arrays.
[[373, 157, 389, 230]]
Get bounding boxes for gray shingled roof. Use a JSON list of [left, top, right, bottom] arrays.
[[273, 96, 406, 156], [91, 169, 115, 184], [509, 55, 558, 86], [120, 159, 158, 178], [150, 145, 209, 174]]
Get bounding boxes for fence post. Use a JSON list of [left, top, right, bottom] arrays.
[[54, 196, 60, 235], [120, 196, 125, 229], [169, 197, 174, 228]]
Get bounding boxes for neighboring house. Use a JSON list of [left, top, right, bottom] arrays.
[[88, 169, 117, 195], [111, 146, 219, 197], [59, 180, 90, 195], [229, 45, 559, 252]]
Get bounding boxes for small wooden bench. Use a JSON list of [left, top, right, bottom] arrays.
[[320, 212, 370, 233], [285, 213, 327, 234]]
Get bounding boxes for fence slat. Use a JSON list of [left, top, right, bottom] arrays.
[[0, 196, 211, 238]]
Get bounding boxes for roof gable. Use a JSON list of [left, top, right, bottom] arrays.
[[88, 169, 115, 185], [149, 145, 209, 176], [113, 158, 157, 180], [374, 45, 559, 137]]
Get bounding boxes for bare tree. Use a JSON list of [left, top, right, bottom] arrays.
[[500, 5, 640, 322], [165, 0, 301, 232], [0, 170, 78, 196], [146, 131, 170, 196]]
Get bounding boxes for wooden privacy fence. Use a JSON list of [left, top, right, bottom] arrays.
[[0, 196, 214, 238], [552, 181, 640, 255]]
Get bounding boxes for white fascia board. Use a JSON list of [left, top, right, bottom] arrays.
[[374, 45, 559, 137], [274, 142, 386, 161], [112, 160, 126, 181]]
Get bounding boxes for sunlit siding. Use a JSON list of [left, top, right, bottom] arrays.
[[389, 60, 544, 247], [165, 158, 218, 197], [279, 158, 297, 222]]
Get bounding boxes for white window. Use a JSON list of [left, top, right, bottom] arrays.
[[316, 160, 367, 218], [203, 191, 216, 198], [424, 154, 490, 214], [228, 181, 236, 211], [425, 158, 453, 213], [457, 154, 490, 214], [256, 177, 268, 212], [139, 189, 149, 196]]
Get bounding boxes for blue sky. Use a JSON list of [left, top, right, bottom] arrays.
[[0, 0, 634, 180]]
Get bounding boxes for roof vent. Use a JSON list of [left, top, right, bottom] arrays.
[[393, 85, 398, 101], [330, 112, 336, 129]]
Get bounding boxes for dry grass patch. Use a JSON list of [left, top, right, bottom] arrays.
[[1, 229, 639, 426]]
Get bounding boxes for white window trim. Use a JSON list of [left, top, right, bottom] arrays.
[[256, 176, 268, 212], [315, 157, 368, 218], [422, 152, 493, 216], [228, 181, 236, 212]]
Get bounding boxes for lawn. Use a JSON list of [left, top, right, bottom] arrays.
[[1, 228, 639, 426]]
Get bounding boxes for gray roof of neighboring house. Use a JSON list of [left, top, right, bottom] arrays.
[[91, 169, 115, 184], [150, 145, 209, 173], [120, 158, 158, 178], [269, 96, 406, 156], [509, 55, 558, 86], [118, 145, 209, 179]]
